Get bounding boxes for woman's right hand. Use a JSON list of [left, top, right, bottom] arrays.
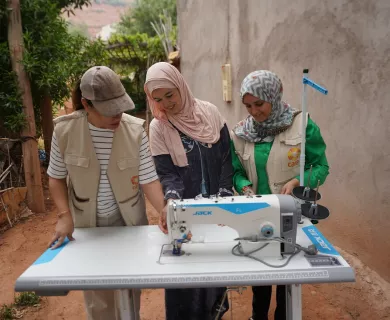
[[48, 212, 75, 249], [242, 185, 255, 196]]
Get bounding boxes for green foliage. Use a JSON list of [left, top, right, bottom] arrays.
[[94, 0, 128, 6], [107, 33, 165, 70], [4, 114, 27, 135], [22, 0, 75, 106], [106, 33, 166, 112], [117, 0, 177, 36], [1, 0, 168, 136], [0, 42, 25, 135], [67, 22, 90, 38], [121, 77, 145, 113], [66, 36, 108, 87], [0, 292, 41, 320], [22, 0, 105, 134], [58, 0, 92, 10], [14, 292, 41, 307], [60, 0, 92, 16], [0, 304, 13, 320], [0, 2, 9, 41], [0, 0, 106, 135], [150, 9, 176, 59]]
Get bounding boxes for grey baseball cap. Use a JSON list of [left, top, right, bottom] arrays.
[[80, 66, 135, 117]]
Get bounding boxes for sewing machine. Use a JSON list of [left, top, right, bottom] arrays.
[[167, 194, 309, 259]]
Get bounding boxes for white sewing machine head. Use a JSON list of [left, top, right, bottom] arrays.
[[167, 194, 302, 258]]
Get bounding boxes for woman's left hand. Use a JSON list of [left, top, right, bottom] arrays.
[[159, 204, 168, 234], [281, 178, 300, 195]]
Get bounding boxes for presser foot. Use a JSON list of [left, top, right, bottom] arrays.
[[157, 243, 188, 264]]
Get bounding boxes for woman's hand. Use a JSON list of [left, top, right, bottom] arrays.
[[141, 180, 167, 233], [48, 211, 75, 249], [281, 178, 300, 195], [242, 185, 255, 196], [159, 205, 168, 234]]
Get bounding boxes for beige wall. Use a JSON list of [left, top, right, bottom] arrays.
[[178, 0, 390, 281]]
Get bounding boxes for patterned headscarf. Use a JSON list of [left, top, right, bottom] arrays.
[[234, 70, 299, 142]]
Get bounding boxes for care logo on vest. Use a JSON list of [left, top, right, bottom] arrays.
[[131, 175, 139, 190], [287, 147, 300, 167]]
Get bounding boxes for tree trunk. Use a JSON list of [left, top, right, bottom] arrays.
[[40, 93, 54, 162], [7, 0, 45, 213]]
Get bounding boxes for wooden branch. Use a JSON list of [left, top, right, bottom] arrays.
[[0, 187, 15, 195], [0, 163, 13, 182]]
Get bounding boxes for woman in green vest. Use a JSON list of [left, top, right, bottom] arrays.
[[230, 70, 329, 320]]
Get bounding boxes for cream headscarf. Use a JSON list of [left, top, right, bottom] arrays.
[[144, 62, 225, 167]]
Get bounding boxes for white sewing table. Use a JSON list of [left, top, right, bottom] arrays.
[[15, 219, 354, 320]]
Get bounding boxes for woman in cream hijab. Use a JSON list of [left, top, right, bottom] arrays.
[[145, 62, 233, 320]]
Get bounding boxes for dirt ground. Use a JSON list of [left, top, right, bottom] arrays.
[[1, 186, 389, 320]]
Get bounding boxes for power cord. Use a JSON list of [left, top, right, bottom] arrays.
[[234, 236, 318, 255], [232, 243, 300, 268], [232, 237, 318, 268]]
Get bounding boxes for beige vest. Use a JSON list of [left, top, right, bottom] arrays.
[[53, 110, 147, 228], [231, 113, 308, 194]]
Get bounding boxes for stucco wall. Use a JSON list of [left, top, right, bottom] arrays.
[[178, 0, 390, 281]]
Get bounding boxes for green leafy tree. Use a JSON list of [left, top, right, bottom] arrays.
[[106, 33, 165, 112], [117, 0, 177, 36], [68, 22, 91, 38], [0, 2, 25, 135], [0, 0, 106, 137], [59, 0, 91, 16]]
